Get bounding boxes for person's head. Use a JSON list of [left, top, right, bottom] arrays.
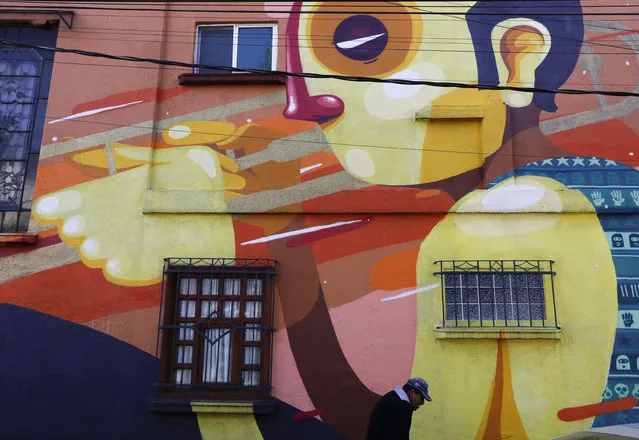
[[402, 377, 432, 410], [283, 1, 584, 186]]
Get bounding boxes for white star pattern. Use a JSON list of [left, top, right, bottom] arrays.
[[557, 157, 570, 166], [605, 160, 618, 167], [589, 157, 601, 166], [542, 159, 554, 166], [572, 156, 585, 166]]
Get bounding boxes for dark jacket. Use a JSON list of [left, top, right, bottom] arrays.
[[365, 388, 414, 440]]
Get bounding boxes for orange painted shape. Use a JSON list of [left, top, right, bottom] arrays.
[[0, 262, 160, 323], [72, 87, 186, 114], [370, 248, 420, 291], [415, 189, 443, 199], [558, 397, 639, 422], [549, 119, 639, 167], [475, 337, 529, 440], [257, 114, 318, 136]]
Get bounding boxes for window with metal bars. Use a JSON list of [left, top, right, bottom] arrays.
[[434, 260, 558, 328], [156, 258, 277, 402], [0, 24, 57, 233]]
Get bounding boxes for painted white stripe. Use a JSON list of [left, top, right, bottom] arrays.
[[48, 100, 144, 124], [300, 163, 322, 174], [240, 219, 362, 245], [335, 32, 386, 49], [608, 374, 639, 378], [619, 277, 639, 280], [380, 284, 440, 302]]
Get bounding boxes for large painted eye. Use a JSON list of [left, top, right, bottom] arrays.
[[306, 2, 422, 78], [333, 15, 388, 62]]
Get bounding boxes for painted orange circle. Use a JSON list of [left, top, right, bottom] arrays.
[[305, 2, 422, 78]]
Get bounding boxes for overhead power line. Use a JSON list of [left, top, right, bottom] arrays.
[[2, 38, 639, 98], [4, 3, 639, 16]]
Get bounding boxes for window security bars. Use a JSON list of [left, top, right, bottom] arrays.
[[0, 45, 41, 232], [434, 260, 558, 329], [155, 258, 277, 402]]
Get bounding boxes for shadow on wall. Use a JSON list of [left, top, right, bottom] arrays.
[[0, 304, 348, 440]]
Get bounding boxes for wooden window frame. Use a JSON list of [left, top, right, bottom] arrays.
[[156, 259, 277, 403]]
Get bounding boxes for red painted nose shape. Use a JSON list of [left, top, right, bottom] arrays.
[[283, 2, 344, 124], [283, 76, 345, 124]]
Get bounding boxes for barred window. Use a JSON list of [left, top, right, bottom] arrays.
[[0, 24, 57, 232], [156, 258, 277, 402], [435, 260, 558, 328]]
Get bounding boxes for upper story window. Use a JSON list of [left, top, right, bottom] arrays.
[[434, 260, 558, 329], [0, 24, 57, 232], [194, 24, 277, 74], [155, 258, 277, 404]]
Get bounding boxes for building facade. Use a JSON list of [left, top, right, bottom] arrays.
[[1, 2, 638, 439]]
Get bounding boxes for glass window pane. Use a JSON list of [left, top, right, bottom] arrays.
[[197, 26, 233, 73], [243, 347, 261, 365], [179, 300, 196, 318], [179, 278, 197, 295], [178, 326, 194, 341], [177, 345, 193, 364], [224, 279, 240, 296], [223, 300, 240, 318], [246, 279, 262, 296], [237, 26, 273, 70], [0, 160, 25, 207], [242, 370, 260, 386], [245, 301, 262, 319], [245, 323, 261, 342], [202, 278, 219, 296], [202, 328, 232, 383], [175, 369, 192, 385], [201, 300, 219, 318]]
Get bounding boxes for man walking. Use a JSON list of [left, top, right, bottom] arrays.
[[365, 377, 431, 440]]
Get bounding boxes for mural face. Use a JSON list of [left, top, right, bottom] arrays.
[[287, 1, 581, 185], [2, 1, 639, 440]]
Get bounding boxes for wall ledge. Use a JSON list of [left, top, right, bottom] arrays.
[[0, 232, 38, 244], [143, 189, 226, 214], [150, 398, 276, 414], [434, 326, 562, 340], [179, 73, 287, 86]]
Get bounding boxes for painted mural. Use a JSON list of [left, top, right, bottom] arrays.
[[2, 1, 639, 439]]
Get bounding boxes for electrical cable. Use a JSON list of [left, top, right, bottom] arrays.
[[6, 2, 639, 16], [2, 37, 639, 97], [38, 113, 639, 164]]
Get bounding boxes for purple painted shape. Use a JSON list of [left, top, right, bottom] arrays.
[[283, 2, 344, 124], [333, 15, 388, 62]]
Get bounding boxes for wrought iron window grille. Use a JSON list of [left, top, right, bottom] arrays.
[[434, 260, 558, 329], [155, 258, 277, 403]]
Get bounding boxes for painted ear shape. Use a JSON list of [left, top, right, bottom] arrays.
[[492, 19, 552, 108]]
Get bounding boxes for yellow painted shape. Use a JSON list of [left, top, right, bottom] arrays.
[[72, 143, 152, 170], [192, 402, 254, 413], [217, 122, 260, 148], [162, 120, 236, 146], [411, 176, 617, 440], [195, 412, 263, 440], [416, 105, 484, 120], [223, 172, 247, 191], [419, 89, 506, 184], [33, 146, 236, 286]]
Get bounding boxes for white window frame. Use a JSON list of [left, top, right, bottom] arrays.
[[194, 23, 278, 74]]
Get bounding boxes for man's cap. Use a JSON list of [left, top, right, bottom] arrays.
[[406, 377, 432, 402]]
